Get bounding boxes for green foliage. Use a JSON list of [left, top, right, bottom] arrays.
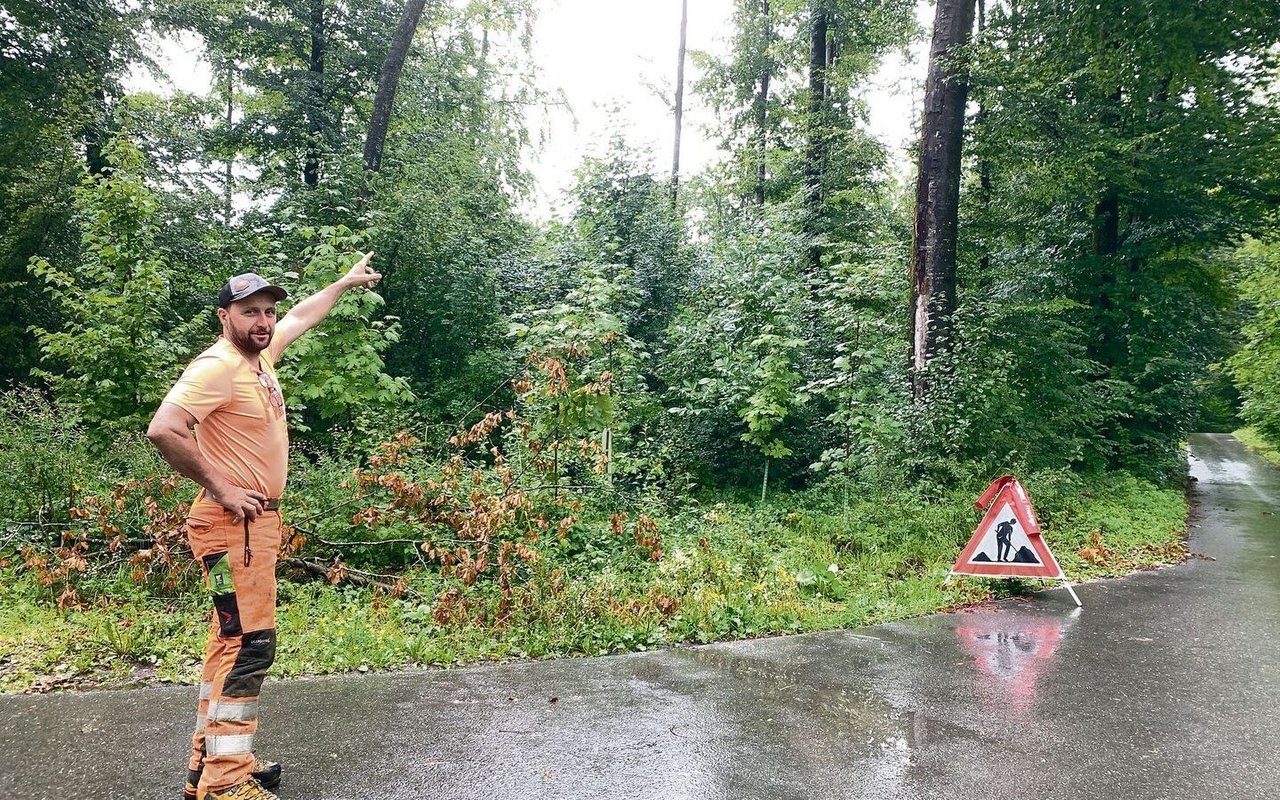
[[803, 237, 911, 484], [0, 389, 92, 525], [738, 324, 808, 463], [0, 463, 1188, 692], [961, 0, 1280, 476], [661, 215, 811, 487], [567, 138, 692, 343], [28, 135, 203, 441], [2, 0, 1267, 696], [271, 221, 414, 432], [906, 297, 1108, 482], [511, 264, 658, 484], [1227, 238, 1280, 446], [1234, 427, 1280, 469], [697, 0, 917, 209]]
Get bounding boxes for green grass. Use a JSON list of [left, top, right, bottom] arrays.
[[0, 470, 1189, 694], [1235, 427, 1280, 468]]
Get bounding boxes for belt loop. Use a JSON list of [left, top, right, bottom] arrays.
[[243, 518, 252, 567]]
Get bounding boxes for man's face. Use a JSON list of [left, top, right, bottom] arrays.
[[218, 292, 278, 355]]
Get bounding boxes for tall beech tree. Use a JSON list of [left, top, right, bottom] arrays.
[[364, 0, 430, 175], [803, 1, 830, 276], [670, 0, 689, 203], [909, 0, 976, 401]]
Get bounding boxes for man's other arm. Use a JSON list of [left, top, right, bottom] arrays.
[[271, 250, 382, 354], [146, 402, 268, 520]]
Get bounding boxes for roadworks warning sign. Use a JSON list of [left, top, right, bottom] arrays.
[[952, 475, 1064, 580]]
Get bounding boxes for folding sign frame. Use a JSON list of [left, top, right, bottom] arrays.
[[948, 475, 1082, 606]]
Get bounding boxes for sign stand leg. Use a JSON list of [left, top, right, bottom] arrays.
[[1060, 579, 1082, 607]]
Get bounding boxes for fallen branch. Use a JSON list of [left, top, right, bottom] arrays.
[[280, 556, 425, 599]]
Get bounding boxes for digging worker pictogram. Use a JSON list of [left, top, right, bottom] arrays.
[[147, 253, 381, 800], [995, 518, 1016, 562]]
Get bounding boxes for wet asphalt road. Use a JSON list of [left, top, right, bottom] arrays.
[[2, 433, 1278, 800]]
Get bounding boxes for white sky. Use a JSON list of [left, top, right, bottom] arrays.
[[127, 1, 931, 221], [525, 0, 930, 218]]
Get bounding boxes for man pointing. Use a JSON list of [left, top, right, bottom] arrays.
[[147, 252, 380, 800]]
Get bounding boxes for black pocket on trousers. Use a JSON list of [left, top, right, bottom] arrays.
[[201, 552, 242, 637]]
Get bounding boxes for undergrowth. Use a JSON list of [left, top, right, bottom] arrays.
[[0, 468, 1188, 693], [1235, 427, 1280, 468]]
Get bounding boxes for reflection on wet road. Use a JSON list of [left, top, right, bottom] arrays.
[[956, 608, 1079, 718], [2, 434, 1279, 799]]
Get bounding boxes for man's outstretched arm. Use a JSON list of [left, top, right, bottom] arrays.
[[271, 251, 382, 354], [146, 402, 268, 520]]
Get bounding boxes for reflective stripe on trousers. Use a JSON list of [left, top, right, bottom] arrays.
[[205, 733, 255, 756]]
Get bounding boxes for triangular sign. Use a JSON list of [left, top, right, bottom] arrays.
[[952, 475, 1064, 580]]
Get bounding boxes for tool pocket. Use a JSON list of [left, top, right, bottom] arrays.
[[201, 552, 243, 637]]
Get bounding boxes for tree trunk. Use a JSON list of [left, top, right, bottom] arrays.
[[84, 85, 109, 176], [670, 0, 689, 204], [909, 0, 977, 401], [363, 0, 430, 175], [803, 2, 829, 276], [1089, 86, 1123, 366], [224, 63, 235, 223], [975, 0, 990, 275], [753, 0, 772, 206], [303, 0, 326, 188]]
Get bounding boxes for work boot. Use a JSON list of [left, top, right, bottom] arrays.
[[196, 777, 279, 800], [183, 758, 282, 800]]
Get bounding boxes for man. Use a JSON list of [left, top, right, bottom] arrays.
[[147, 252, 381, 800]]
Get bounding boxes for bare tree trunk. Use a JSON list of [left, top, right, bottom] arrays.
[[303, 0, 326, 188], [1090, 86, 1123, 366], [224, 63, 235, 223], [84, 85, 109, 176], [670, 0, 689, 204], [753, 0, 772, 206], [909, 0, 977, 401], [803, 2, 829, 276], [363, 0, 430, 175], [975, 0, 990, 275]]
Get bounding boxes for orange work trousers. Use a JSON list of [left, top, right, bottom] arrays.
[[185, 493, 281, 795]]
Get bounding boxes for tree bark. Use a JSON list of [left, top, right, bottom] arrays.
[[909, 0, 977, 401], [803, 2, 829, 276], [670, 0, 689, 204], [224, 63, 235, 223], [363, 0, 430, 175], [303, 0, 326, 188], [84, 85, 109, 177], [975, 0, 990, 275], [753, 0, 772, 206], [1089, 86, 1123, 366]]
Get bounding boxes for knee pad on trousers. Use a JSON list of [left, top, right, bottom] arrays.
[[224, 629, 277, 697]]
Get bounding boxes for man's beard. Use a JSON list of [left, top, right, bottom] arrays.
[[228, 326, 273, 354]]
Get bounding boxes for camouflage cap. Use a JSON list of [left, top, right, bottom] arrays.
[[217, 272, 288, 308]]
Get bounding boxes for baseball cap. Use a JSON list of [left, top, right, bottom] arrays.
[[217, 272, 288, 308]]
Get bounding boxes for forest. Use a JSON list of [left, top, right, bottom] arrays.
[[1, 0, 1277, 690]]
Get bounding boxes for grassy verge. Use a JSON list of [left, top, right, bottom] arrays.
[[1235, 427, 1280, 468], [0, 470, 1188, 694]]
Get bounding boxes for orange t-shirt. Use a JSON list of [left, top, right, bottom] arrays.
[[163, 337, 289, 498]]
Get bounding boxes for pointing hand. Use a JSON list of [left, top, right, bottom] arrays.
[[344, 251, 381, 290]]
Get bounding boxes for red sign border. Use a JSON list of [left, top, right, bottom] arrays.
[[951, 477, 1064, 579]]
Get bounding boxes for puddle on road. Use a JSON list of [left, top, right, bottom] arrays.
[[954, 608, 1080, 719], [1188, 450, 1259, 486]]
